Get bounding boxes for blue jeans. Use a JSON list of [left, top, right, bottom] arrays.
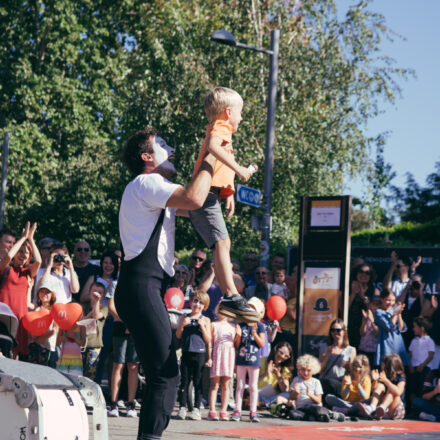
[[412, 398, 440, 420]]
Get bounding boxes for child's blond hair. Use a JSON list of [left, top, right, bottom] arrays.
[[204, 87, 242, 122], [296, 354, 321, 376], [347, 354, 370, 382], [190, 289, 210, 311]]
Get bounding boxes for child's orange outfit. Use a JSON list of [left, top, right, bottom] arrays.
[[193, 120, 235, 198]]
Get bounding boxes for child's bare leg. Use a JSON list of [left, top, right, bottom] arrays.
[[276, 395, 289, 405], [213, 238, 237, 296], [370, 382, 386, 407], [378, 391, 394, 410], [127, 362, 139, 402], [220, 377, 231, 412], [209, 377, 220, 413], [388, 396, 403, 418]]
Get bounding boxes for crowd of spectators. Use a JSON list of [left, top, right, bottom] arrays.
[[0, 223, 439, 424]]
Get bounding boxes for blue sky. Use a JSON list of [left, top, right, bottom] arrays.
[[338, 0, 440, 198]]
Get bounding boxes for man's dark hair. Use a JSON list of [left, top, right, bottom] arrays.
[[123, 128, 157, 176], [0, 228, 16, 240]]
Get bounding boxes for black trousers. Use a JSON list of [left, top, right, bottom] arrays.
[[178, 352, 205, 410], [115, 275, 179, 438]]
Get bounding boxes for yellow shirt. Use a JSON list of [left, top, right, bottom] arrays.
[[192, 120, 235, 196], [341, 376, 372, 402], [258, 356, 292, 390]]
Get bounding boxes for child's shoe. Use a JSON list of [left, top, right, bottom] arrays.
[[218, 294, 260, 322], [189, 408, 201, 420], [330, 410, 345, 422], [374, 405, 386, 420], [108, 402, 119, 417], [231, 410, 241, 421], [208, 411, 219, 421], [419, 412, 436, 422], [126, 401, 137, 418], [178, 407, 187, 420], [220, 411, 230, 421], [249, 411, 260, 423], [318, 413, 331, 422], [357, 402, 374, 419]]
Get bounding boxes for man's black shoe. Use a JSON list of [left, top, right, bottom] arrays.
[[218, 294, 260, 322]]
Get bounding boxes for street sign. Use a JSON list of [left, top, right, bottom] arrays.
[[235, 184, 261, 208]]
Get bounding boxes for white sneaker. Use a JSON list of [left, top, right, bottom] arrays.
[[178, 407, 187, 420], [419, 412, 436, 422], [126, 402, 137, 418], [108, 405, 119, 417], [117, 400, 126, 408], [189, 408, 201, 420]]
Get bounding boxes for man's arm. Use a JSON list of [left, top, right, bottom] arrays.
[[166, 153, 216, 210], [383, 250, 398, 289]]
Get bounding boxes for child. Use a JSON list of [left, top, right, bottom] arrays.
[[176, 290, 211, 421], [208, 312, 237, 421], [284, 354, 336, 422], [358, 299, 379, 368], [81, 281, 108, 381], [190, 87, 259, 322], [374, 288, 410, 367], [326, 354, 372, 415], [231, 297, 266, 422], [357, 353, 406, 420], [412, 368, 440, 421], [408, 316, 435, 401], [27, 282, 58, 367], [270, 269, 288, 298], [56, 308, 86, 377]]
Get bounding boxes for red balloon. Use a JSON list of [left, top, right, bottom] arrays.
[[51, 303, 83, 330], [164, 287, 184, 310], [266, 295, 287, 321], [22, 309, 53, 337]]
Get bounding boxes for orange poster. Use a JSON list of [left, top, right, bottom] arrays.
[[303, 267, 340, 335]]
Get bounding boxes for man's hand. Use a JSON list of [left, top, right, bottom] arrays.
[[225, 195, 235, 218]]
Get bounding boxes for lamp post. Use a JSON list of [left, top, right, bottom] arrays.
[[211, 29, 279, 268]]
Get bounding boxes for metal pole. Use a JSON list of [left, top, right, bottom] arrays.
[[0, 133, 9, 229], [260, 29, 279, 268]]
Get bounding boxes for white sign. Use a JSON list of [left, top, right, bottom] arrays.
[[310, 201, 341, 227], [305, 267, 341, 290]]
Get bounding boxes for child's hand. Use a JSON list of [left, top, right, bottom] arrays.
[[91, 291, 101, 301], [235, 324, 242, 337], [225, 195, 235, 219], [378, 371, 388, 382], [371, 369, 379, 381], [183, 317, 191, 327], [342, 374, 352, 385], [205, 358, 212, 368], [293, 383, 301, 393]]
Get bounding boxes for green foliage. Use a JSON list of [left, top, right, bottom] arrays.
[[352, 218, 440, 247], [0, 0, 410, 256]]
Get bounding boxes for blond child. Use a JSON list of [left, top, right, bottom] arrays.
[[190, 87, 258, 322]]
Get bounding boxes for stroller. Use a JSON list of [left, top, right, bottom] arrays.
[[0, 302, 18, 358]]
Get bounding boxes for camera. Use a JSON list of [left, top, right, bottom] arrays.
[[411, 280, 421, 290], [53, 254, 65, 263]]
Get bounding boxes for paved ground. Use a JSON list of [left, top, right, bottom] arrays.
[[105, 407, 440, 440]]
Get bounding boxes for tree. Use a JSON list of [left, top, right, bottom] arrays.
[[0, 0, 410, 256]]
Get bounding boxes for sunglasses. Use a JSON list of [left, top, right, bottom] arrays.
[[359, 269, 371, 275], [331, 328, 343, 333], [192, 256, 204, 262], [192, 298, 203, 305], [76, 247, 90, 252]]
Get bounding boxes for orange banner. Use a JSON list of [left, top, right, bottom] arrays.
[[303, 288, 339, 335]]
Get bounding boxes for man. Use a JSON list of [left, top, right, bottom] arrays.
[[114, 129, 231, 440], [269, 253, 286, 282], [73, 240, 100, 300], [244, 267, 272, 301], [0, 228, 16, 261], [188, 248, 207, 287], [241, 251, 258, 288]]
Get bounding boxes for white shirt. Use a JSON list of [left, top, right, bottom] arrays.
[[409, 335, 435, 367], [119, 173, 179, 276], [35, 268, 73, 304], [290, 376, 323, 409], [392, 278, 409, 301]]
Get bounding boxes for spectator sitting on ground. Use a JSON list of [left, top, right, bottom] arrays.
[[244, 267, 272, 301], [241, 251, 258, 288], [383, 251, 421, 302], [73, 240, 100, 299], [188, 249, 207, 287], [36, 242, 79, 304], [411, 367, 440, 422], [0, 227, 16, 261]]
